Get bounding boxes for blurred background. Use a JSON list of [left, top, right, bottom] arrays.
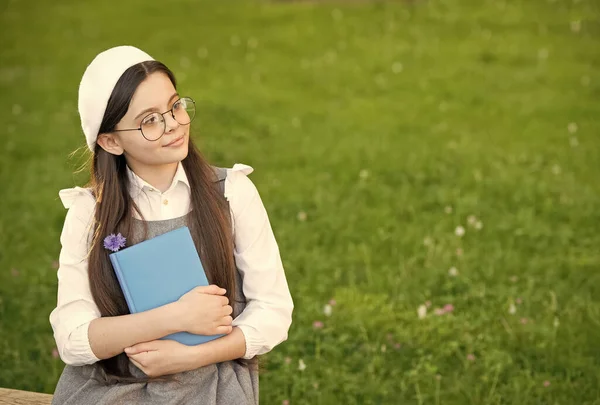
[[1, 0, 599, 403]]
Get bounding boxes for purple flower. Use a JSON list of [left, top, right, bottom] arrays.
[[543, 380, 550, 387], [313, 320, 324, 329], [104, 233, 126, 252], [467, 353, 476, 362], [443, 304, 455, 313]]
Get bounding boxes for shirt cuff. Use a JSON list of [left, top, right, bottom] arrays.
[[60, 322, 101, 366], [234, 323, 262, 360]]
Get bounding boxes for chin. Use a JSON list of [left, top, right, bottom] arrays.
[[168, 144, 189, 163], [164, 135, 189, 160]]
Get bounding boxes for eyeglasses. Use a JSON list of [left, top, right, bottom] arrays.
[[113, 97, 196, 141]]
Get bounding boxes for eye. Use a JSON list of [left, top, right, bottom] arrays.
[[142, 113, 160, 126], [173, 99, 184, 110]]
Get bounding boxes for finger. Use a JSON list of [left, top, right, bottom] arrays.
[[222, 305, 233, 316], [196, 285, 226, 295], [130, 350, 153, 365], [130, 358, 145, 371], [220, 296, 230, 306], [216, 325, 233, 335], [221, 315, 233, 326], [128, 353, 147, 368], [124, 346, 141, 355], [125, 342, 156, 355]]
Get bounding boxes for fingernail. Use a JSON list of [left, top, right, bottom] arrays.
[[124, 347, 131, 353]]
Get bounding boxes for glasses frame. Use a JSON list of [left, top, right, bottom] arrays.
[[112, 96, 196, 141]]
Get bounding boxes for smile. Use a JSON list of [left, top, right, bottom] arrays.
[[164, 136, 185, 147]]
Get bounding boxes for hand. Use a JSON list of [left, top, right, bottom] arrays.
[[176, 285, 233, 336], [124, 340, 197, 378]]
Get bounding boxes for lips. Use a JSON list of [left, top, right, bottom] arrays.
[[163, 136, 184, 147]]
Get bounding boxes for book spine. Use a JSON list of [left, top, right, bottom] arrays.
[[109, 254, 137, 313]]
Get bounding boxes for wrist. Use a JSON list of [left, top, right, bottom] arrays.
[[188, 343, 207, 369], [165, 301, 185, 333]]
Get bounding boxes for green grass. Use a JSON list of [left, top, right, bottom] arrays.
[[1, 0, 600, 403]]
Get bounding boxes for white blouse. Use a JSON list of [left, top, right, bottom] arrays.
[[49, 163, 294, 366]]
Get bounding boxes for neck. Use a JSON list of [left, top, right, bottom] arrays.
[[126, 160, 179, 193]]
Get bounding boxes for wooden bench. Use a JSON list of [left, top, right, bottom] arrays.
[[0, 388, 52, 405]]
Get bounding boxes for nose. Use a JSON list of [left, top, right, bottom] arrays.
[[164, 111, 179, 133]]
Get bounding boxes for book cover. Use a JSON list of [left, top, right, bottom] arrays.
[[109, 226, 222, 345]]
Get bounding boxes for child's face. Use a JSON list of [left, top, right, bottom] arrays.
[[112, 72, 190, 168]]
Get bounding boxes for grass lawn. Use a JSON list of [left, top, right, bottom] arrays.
[[1, 0, 599, 403]]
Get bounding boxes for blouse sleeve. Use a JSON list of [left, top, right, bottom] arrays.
[[49, 187, 101, 365], [226, 165, 294, 359]]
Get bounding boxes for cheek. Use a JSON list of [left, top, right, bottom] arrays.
[[121, 136, 163, 161]]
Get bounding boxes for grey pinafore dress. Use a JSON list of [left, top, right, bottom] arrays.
[[51, 169, 259, 405]]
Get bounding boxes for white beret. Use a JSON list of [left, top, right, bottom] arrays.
[[78, 46, 154, 151]]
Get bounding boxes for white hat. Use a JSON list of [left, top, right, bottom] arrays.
[[78, 46, 154, 151]]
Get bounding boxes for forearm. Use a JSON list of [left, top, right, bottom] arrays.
[[88, 302, 182, 360], [190, 327, 247, 368]]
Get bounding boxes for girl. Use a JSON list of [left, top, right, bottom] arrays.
[[49, 46, 294, 404]]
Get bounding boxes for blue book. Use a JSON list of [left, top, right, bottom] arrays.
[[108, 226, 222, 345]]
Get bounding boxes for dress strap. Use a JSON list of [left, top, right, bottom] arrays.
[[211, 166, 228, 196]]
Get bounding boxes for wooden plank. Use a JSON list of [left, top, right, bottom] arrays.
[[0, 388, 53, 405]]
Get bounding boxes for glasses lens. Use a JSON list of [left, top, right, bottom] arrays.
[[140, 112, 165, 141], [173, 97, 196, 125]]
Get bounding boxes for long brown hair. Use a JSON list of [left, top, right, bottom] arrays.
[[85, 61, 237, 383]]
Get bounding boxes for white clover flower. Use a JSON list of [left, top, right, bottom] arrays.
[[455, 226, 465, 237], [417, 304, 427, 319]]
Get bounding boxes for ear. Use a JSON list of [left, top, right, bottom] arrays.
[[97, 133, 124, 155]]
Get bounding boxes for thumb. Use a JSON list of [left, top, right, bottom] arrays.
[[196, 284, 226, 295], [124, 342, 155, 355]]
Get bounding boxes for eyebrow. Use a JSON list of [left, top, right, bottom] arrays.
[[134, 93, 180, 120]]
